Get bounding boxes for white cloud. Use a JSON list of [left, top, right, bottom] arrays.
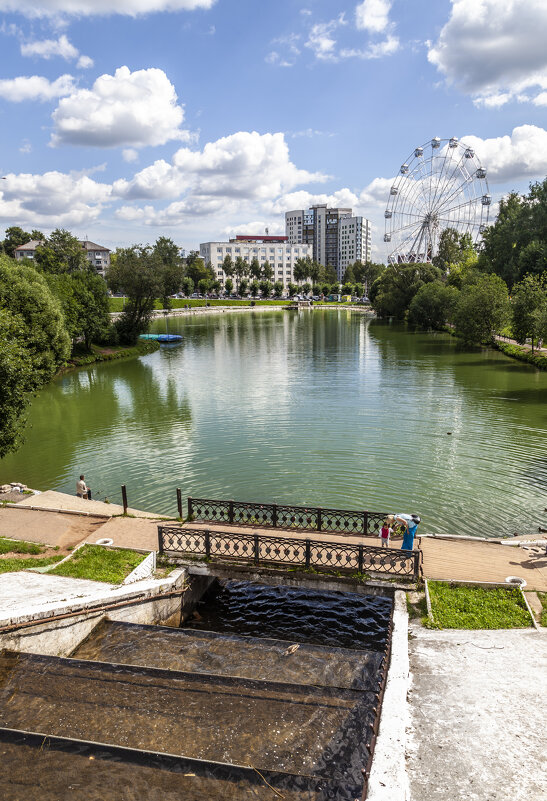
[[50, 66, 189, 148], [122, 148, 139, 163], [459, 125, 547, 184], [428, 0, 547, 106], [340, 34, 399, 60], [77, 55, 94, 69], [0, 73, 75, 102], [19, 140, 32, 154], [355, 0, 391, 34], [0, 0, 215, 16], [305, 18, 342, 61], [222, 220, 284, 239], [0, 169, 111, 227], [21, 34, 78, 60]]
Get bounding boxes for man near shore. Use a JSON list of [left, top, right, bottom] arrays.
[[76, 475, 90, 499]]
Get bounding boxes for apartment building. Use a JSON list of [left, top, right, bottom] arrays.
[[338, 217, 371, 279], [285, 204, 371, 279], [14, 238, 111, 277], [199, 235, 312, 287]]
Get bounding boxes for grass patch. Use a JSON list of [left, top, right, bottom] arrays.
[[65, 339, 159, 370], [50, 544, 146, 584], [108, 297, 366, 313], [493, 341, 547, 371], [0, 537, 44, 555], [0, 555, 63, 574], [537, 592, 547, 627], [406, 593, 428, 621], [428, 581, 532, 629]]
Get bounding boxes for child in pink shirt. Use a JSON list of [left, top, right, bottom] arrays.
[[379, 518, 393, 548]]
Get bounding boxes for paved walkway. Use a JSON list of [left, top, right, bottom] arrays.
[[16, 490, 163, 519], [0, 507, 105, 549], [406, 626, 547, 801]]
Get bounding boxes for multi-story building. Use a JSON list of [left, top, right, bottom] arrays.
[[14, 238, 111, 277], [199, 235, 312, 288], [338, 217, 371, 279], [285, 204, 371, 279]]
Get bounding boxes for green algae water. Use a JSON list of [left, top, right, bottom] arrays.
[[1, 309, 546, 538]]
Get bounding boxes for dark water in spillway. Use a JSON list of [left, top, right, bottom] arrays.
[[184, 578, 392, 651]]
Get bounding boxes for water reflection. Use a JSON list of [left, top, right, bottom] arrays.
[[1, 310, 546, 536]]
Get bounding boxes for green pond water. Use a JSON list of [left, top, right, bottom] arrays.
[[1, 309, 546, 538]]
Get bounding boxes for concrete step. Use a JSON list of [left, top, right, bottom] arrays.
[[72, 619, 384, 691], [0, 650, 375, 782]]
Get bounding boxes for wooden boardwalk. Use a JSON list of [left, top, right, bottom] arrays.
[[182, 521, 547, 591]]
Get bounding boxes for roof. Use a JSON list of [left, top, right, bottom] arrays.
[[14, 240, 44, 251], [234, 235, 288, 242], [80, 240, 110, 252]]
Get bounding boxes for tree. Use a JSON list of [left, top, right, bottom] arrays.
[[353, 261, 385, 294], [0, 309, 33, 457], [354, 283, 364, 297], [35, 229, 88, 274], [370, 263, 443, 319], [108, 245, 176, 344], [181, 276, 194, 296], [234, 256, 248, 291], [479, 192, 527, 288], [273, 281, 284, 298], [249, 257, 261, 281], [239, 278, 249, 296], [408, 282, 459, 329], [224, 278, 234, 295], [0, 256, 70, 387], [342, 265, 355, 284], [302, 282, 311, 295], [2, 226, 32, 258], [249, 279, 259, 297], [47, 271, 110, 349], [185, 254, 213, 288], [198, 278, 210, 295], [341, 283, 353, 295], [324, 264, 338, 284], [321, 283, 331, 297], [222, 255, 234, 280], [259, 280, 272, 298], [454, 274, 510, 343], [294, 256, 312, 284], [308, 260, 321, 285], [510, 274, 547, 352], [287, 283, 298, 297], [262, 261, 274, 280]]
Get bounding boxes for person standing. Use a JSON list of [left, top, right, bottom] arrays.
[[379, 517, 394, 548], [76, 475, 90, 499], [394, 513, 421, 550]]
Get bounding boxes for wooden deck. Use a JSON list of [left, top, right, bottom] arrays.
[[183, 521, 547, 591]]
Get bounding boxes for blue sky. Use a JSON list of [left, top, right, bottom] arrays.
[[0, 0, 546, 258]]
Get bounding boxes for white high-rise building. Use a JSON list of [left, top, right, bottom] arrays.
[[338, 217, 371, 280], [285, 204, 370, 278]]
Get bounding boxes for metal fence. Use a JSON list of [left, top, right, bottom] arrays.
[[158, 525, 421, 579], [188, 496, 388, 537]]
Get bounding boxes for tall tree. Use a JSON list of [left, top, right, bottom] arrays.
[[2, 226, 32, 258], [262, 261, 274, 281], [479, 192, 527, 288], [370, 263, 442, 319], [510, 274, 547, 352], [35, 228, 88, 273], [249, 257, 261, 281], [454, 274, 510, 343], [234, 256, 248, 291], [408, 282, 459, 329]]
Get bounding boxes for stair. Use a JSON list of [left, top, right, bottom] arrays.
[[72, 619, 385, 691]]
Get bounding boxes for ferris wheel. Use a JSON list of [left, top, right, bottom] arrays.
[[384, 137, 491, 264]]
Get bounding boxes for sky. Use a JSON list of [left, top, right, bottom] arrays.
[[0, 0, 547, 259]]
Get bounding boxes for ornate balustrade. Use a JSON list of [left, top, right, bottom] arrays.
[[158, 525, 420, 579], [188, 497, 388, 537]]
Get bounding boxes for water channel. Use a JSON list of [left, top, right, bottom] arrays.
[[1, 309, 546, 537]]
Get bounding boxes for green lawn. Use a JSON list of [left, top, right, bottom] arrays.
[[0, 536, 44, 555], [537, 592, 547, 627], [0, 556, 64, 573], [50, 544, 146, 584], [428, 581, 532, 629], [108, 297, 365, 312]]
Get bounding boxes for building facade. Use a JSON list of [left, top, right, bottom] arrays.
[[14, 238, 111, 277], [338, 217, 371, 278], [199, 235, 313, 288], [285, 204, 371, 280]]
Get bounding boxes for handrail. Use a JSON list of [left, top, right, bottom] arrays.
[[158, 525, 420, 579], [188, 496, 390, 537]]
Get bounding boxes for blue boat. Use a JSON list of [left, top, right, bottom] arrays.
[[139, 333, 183, 343]]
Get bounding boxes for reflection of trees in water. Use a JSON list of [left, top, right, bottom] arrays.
[[121, 360, 192, 436]]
